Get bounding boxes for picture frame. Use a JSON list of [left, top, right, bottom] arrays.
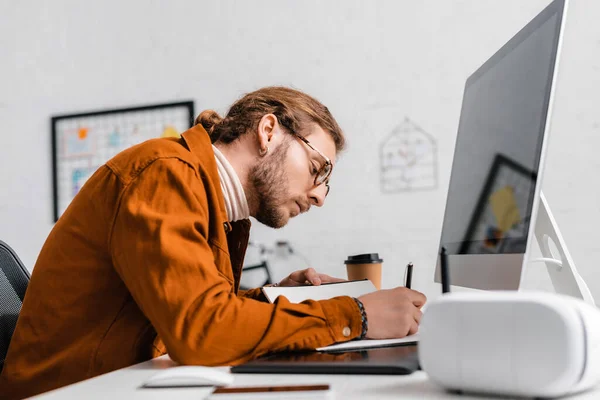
[[51, 101, 195, 221]]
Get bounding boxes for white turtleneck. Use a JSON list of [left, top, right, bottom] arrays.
[[212, 145, 250, 222]]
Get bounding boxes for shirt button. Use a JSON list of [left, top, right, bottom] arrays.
[[342, 327, 352, 337]]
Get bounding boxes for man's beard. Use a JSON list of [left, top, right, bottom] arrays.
[[249, 140, 291, 228]]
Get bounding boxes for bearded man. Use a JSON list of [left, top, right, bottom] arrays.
[[0, 87, 426, 399]]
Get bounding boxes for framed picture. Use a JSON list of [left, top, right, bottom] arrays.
[[51, 101, 195, 221], [460, 154, 537, 254]]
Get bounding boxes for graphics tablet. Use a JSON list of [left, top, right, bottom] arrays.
[[231, 343, 419, 375]]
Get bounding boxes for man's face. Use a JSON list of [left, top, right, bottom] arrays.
[[249, 124, 337, 228]]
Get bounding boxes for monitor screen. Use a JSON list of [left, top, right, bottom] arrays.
[[436, 0, 566, 289]]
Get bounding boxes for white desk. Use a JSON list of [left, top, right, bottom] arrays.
[[29, 355, 600, 400]]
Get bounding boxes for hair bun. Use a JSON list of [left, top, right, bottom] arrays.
[[195, 110, 223, 134]]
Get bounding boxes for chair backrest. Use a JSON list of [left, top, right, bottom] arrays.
[[0, 241, 30, 373]]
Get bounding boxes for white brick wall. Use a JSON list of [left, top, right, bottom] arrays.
[[1, 0, 598, 303]]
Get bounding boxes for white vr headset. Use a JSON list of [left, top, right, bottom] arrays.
[[418, 291, 600, 398]]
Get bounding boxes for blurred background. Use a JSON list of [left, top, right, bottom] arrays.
[[1, 0, 599, 302]]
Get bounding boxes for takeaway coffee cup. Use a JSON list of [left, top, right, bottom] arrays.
[[344, 253, 383, 290]]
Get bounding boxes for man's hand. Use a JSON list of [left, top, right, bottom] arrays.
[[358, 287, 426, 339], [277, 267, 346, 287]]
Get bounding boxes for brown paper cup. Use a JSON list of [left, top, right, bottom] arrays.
[[346, 263, 382, 290], [344, 253, 383, 290]]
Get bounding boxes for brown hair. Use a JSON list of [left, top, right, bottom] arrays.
[[195, 86, 345, 152]]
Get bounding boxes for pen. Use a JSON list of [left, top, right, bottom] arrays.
[[213, 384, 330, 394], [440, 247, 450, 294], [405, 262, 413, 289]]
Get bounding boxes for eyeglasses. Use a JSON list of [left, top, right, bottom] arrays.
[[291, 132, 333, 196]]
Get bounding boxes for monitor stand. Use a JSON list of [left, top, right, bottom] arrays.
[[530, 191, 595, 305]]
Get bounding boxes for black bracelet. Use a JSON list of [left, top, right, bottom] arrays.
[[352, 297, 368, 339]]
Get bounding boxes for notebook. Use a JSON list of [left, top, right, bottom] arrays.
[[316, 334, 418, 352], [261, 279, 419, 352], [261, 279, 377, 304]]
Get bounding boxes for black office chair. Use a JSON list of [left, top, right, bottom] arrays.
[[0, 241, 30, 374]]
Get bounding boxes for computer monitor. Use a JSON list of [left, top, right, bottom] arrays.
[[434, 0, 594, 304]]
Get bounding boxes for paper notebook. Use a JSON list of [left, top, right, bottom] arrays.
[[261, 280, 419, 352], [316, 334, 419, 352], [261, 279, 377, 304]]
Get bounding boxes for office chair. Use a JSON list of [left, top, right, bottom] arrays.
[[0, 241, 30, 373]]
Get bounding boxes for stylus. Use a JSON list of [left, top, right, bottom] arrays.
[[440, 247, 450, 294]]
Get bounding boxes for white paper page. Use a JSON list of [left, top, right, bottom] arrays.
[[316, 333, 419, 352], [261, 279, 376, 304]]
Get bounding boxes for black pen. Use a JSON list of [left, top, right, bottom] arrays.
[[404, 262, 413, 289]]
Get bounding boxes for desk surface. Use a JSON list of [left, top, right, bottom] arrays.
[[30, 355, 600, 400]]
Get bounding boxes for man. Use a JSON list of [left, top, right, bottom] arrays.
[[0, 87, 426, 399]]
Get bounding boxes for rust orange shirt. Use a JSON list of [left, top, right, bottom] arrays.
[[0, 125, 362, 399]]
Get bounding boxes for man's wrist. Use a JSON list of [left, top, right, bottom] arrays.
[[352, 297, 368, 340]]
